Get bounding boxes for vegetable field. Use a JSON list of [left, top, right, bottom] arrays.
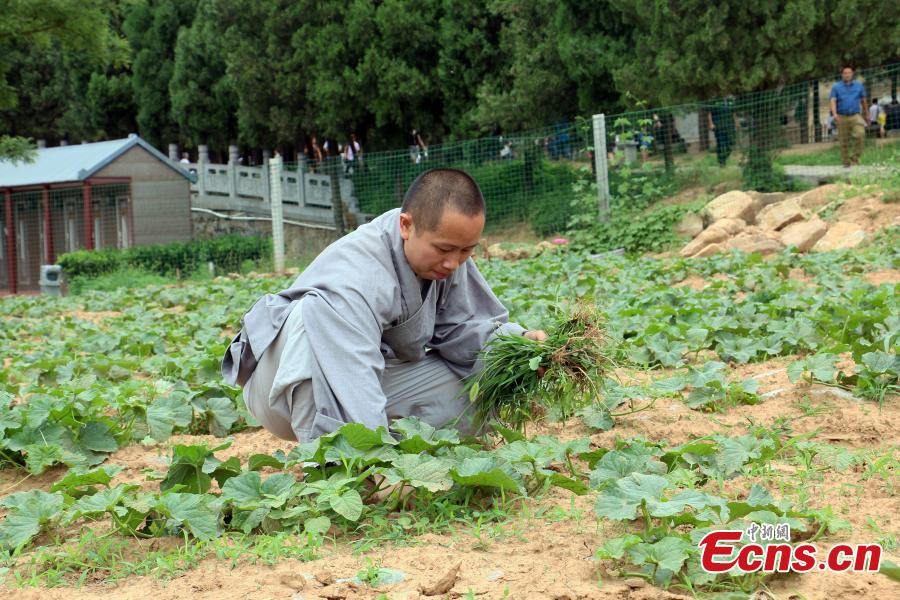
[[0, 228, 897, 599]]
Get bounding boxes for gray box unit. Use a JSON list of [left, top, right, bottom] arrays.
[[39, 265, 63, 296]]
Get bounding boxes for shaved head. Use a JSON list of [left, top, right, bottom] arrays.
[[401, 168, 485, 231]]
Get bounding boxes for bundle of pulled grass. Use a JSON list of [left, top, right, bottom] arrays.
[[465, 304, 614, 432]]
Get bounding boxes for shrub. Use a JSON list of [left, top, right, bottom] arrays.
[[566, 166, 697, 254], [57, 235, 271, 279], [570, 203, 697, 254], [57, 248, 123, 278]]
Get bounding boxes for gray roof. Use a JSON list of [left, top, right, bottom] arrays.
[[0, 135, 197, 188]]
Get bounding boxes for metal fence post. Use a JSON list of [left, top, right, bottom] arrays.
[[592, 113, 610, 221], [297, 156, 308, 207], [228, 144, 239, 201], [261, 156, 271, 205], [328, 157, 346, 235], [269, 154, 285, 274], [197, 145, 208, 199]]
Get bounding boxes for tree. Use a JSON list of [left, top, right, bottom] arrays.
[[0, 44, 87, 142], [124, 0, 198, 148], [473, 0, 580, 131], [217, 0, 446, 151], [604, 1, 900, 187], [435, 0, 503, 138], [213, 0, 627, 151], [0, 0, 122, 162], [169, 0, 238, 150], [85, 70, 138, 140], [471, 0, 626, 132], [84, 1, 138, 141], [214, 0, 303, 151]]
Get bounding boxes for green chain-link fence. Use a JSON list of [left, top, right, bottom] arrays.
[[602, 63, 899, 193], [194, 64, 899, 239]]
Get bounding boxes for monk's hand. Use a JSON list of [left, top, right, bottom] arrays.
[[523, 330, 548, 342]]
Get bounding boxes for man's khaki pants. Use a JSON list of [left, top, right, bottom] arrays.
[[838, 113, 865, 166], [242, 300, 475, 442]]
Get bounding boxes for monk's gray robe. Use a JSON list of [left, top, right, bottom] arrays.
[[221, 208, 525, 438]]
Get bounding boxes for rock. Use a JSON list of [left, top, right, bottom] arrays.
[[726, 229, 784, 254], [420, 563, 461, 596], [675, 212, 704, 238], [704, 190, 757, 223], [798, 184, 839, 210], [279, 574, 307, 591], [487, 242, 538, 260], [710, 217, 747, 235], [812, 221, 866, 251], [779, 218, 828, 252], [624, 578, 647, 589], [747, 191, 789, 208], [756, 198, 807, 230], [691, 242, 726, 257], [678, 218, 746, 257]]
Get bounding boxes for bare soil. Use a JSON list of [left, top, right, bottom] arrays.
[[1, 353, 896, 599], [1, 226, 898, 598]]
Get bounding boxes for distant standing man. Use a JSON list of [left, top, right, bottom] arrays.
[[829, 65, 869, 167], [707, 96, 738, 167]]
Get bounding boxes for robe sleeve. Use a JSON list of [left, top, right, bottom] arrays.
[[299, 290, 390, 432], [429, 259, 525, 375]]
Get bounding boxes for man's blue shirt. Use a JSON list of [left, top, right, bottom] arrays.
[[830, 80, 866, 115]]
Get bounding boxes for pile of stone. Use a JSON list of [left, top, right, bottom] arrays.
[[485, 240, 563, 260], [678, 185, 867, 258]]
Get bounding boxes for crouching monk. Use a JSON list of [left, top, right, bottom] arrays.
[[221, 168, 546, 442]]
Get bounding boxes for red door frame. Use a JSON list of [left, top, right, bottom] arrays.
[[82, 181, 93, 251], [1, 179, 132, 294], [42, 185, 54, 264], [4, 189, 15, 294]]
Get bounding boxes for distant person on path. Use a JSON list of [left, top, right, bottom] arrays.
[[829, 65, 869, 167], [342, 140, 355, 174], [499, 137, 514, 160], [310, 135, 323, 171], [350, 133, 363, 169], [179, 152, 190, 164], [222, 168, 547, 442], [868, 98, 882, 137], [876, 101, 887, 137], [869, 98, 887, 138], [409, 128, 427, 163], [708, 97, 738, 167]]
